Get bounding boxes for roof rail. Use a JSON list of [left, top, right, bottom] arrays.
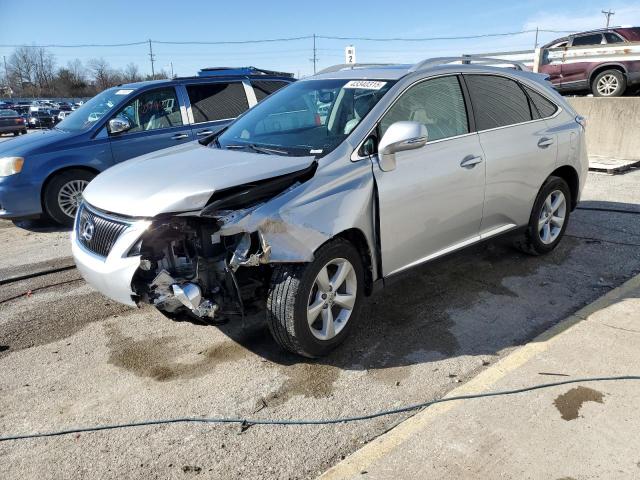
[[316, 63, 394, 75], [409, 56, 526, 72]]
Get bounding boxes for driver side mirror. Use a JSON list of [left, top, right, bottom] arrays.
[[108, 116, 131, 135], [377, 121, 428, 171]]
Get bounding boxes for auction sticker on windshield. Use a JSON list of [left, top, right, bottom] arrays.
[[343, 80, 387, 90], [115, 89, 135, 95]]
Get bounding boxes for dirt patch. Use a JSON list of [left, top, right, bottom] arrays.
[[553, 386, 605, 420], [105, 323, 250, 381], [0, 290, 129, 359], [264, 362, 340, 407]]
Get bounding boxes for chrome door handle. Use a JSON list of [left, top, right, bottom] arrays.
[[460, 155, 483, 168], [196, 130, 214, 136], [171, 133, 189, 140], [538, 137, 554, 148]]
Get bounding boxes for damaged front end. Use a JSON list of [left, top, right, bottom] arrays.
[[130, 163, 315, 323]]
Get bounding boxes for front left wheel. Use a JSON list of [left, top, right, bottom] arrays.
[[43, 169, 95, 226], [266, 239, 364, 358]]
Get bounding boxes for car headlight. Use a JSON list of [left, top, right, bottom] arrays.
[[0, 157, 25, 177]]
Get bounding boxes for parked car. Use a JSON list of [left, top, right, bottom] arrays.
[[71, 60, 588, 357], [0, 109, 28, 136], [57, 110, 72, 122], [539, 27, 640, 96], [27, 110, 55, 129], [0, 67, 294, 225]]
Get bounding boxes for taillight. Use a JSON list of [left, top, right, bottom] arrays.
[[575, 115, 587, 129], [15, 118, 24, 124]]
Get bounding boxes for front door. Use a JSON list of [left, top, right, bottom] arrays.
[[373, 75, 486, 277], [109, 86, 192, 163]]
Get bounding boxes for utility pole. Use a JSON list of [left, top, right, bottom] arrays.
[[602, 9, 615, 29], [148, 39, 156, 79], [312, 34, 317, 74], [534, 26, 539, 49]]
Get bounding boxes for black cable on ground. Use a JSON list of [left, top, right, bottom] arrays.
[[0, 265, 76, 286], [0, 278, 84, 305], [1, 376, 638, 442]]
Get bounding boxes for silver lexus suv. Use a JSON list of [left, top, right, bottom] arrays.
[[72, 58, 588, 357]]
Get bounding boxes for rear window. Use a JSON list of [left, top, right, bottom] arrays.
[[252, 80, 290, 102], [524, 86, 558, 119], [572, 34, 604, 46], [465, 75, 532, 130], [186, 82, 249, 123]]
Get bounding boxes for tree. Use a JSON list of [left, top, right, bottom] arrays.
[[88, 57, 122, 92], [122, 63, 142, 83]]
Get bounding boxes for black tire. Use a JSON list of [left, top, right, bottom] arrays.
[[43, 169, 96, 227], [514, 176, 571, 256], [266, 238, 365, 358], [592, 69, 626, 97]]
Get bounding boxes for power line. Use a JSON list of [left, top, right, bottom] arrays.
[[0, 29, 578, 49]]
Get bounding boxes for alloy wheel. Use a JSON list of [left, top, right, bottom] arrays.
[[538, 190, 566, 245], [597, 74, 619, 96], [57, 179, 89, 218], [307, 258, 357, 341]]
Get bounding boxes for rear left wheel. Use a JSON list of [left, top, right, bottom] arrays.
[[266, 239, 364, 358], [43, 169, 95, 226]]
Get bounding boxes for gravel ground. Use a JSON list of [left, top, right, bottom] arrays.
[[1, 169, 639, 479]]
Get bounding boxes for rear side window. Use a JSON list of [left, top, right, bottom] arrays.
[[186, 82, 249, 123], [465, 75, 532, 130], [524, 86, 558, 119], [380, 75, 469, 142], [604, 32, 623, 44], [252, 80, 289, 102], [572, 34, 603, 46]]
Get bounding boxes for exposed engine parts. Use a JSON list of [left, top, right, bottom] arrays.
[[131, 216, 270, 322]]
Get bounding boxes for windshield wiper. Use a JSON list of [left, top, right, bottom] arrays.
[[225, 144, 289, 156]]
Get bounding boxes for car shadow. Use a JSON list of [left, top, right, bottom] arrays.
[[212, 232, 584, 370], [11, 218, 70, 233]]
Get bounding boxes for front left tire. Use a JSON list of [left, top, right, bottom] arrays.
[[43, 169, 95, 226], [266, 238, 364, 358]]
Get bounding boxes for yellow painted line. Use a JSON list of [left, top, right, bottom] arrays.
[[319, 273, 640, 479]]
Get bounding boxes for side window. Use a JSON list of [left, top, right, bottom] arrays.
[[604, 32, 624, 44], [113, 88, 182, 133], [465, 75, 532, 130], [186, 82, 249, 123], [524, 86, 558, 119], [252, 80, 290, 102], [379, 76, 468, 142], [572, 34, 604, 46]]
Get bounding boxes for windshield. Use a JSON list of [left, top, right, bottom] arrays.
[[56, 87, 134, 132], [217, 79, 394, 157]]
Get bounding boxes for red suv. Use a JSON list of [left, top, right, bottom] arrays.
[[540, 27, 640, 97]]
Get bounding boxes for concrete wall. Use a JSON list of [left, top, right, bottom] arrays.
[[567, 97, 640, 160]]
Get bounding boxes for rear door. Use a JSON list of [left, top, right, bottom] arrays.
[[373, 75, 486, 277], [463, 74, 558, 234], [184, 81, 251, 138], [561, 33, 605, 89], [109, 86, 191, 163]]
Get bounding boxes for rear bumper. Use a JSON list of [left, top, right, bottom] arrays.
[[71, 217, 151, 306], [0, 125, 25, 133]]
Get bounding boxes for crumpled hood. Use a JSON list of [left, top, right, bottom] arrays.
[[83, 141, 315, 217]]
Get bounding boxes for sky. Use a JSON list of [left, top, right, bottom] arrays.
[[1, 0, 640, 78]]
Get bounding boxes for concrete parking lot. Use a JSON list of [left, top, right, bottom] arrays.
[[1, 168, 640, 479]]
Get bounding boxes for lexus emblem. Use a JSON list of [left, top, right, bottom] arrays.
[[80, 218, 95, 242]]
